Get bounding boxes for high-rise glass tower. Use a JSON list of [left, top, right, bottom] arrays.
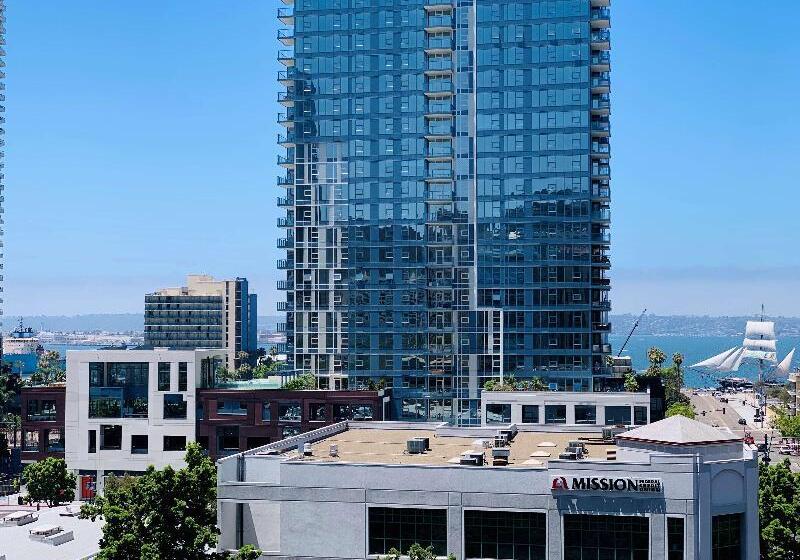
[[276, 0, 611, 422]]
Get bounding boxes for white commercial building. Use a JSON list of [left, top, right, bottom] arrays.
[[481, 390, 652, 427], [65, 348, 225, 495], [217, 416, 759, 559]]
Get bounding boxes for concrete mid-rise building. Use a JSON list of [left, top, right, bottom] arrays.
[[481, 390, 652, 427], [217, 416, 759, 559], [144, 275, 258, 368], [65, 348, 226, 495]]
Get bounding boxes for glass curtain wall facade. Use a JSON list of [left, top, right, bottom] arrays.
[[277, 0, 611, 422]]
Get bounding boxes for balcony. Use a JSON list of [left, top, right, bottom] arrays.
[[278, 90, 295, 107], [592, 184, 610, 200], [592, 164, 610, 179], [591, 276, 611, 287], [277, 237, 294, 248], [591, 74, 610, 93], [277, 216, 295, 227], [592, 300, 612, 310], [278, 132, 296, 147], [277, 280, 294, 290], [278, 29, 294, 46], [590, 119, 610, 137], [278, 68, 299, 86], [280, 0, 294, 7], [591, 51, 610, 71], [592, 254, 611, 268], [277, 196, 294, 207], [591, 29, 610, 50], [278, 153, 295, 168], [592, 208, 611, 222], [425, 15, 453, 33], [277, 175, 294, 187], [276, 259, 295, 270], [277, 301, 294, 312], [278, 50, 295, 67], [591, 0, 610, 6], [277, 7, 294, 25], [591, 7, 611, 28], [593, 323, 612, 332], [278, 111, 295, 128], [591, 141, 610, 158], [591, 95, 610, 115], [424, 0, 453, 10]]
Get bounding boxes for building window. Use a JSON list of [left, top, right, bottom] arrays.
[[262, 402, 271, 421], [279, 402, 301, 422], [131, 435, 148, 454], [605, 406, 632, 425], [46, 428, 65, 452], [163, 436, 187, 452], [564, 515, 649, 560], [178, 362, 188, 392], [217, 426, 240, 453], [520, 405, 539, 424], [218, 400, 248, 416], [309, 403, 326, 421], [100, 425, 122, 450], [333, 403, 374, 421], [368, 507, 447, 556], [401, 399, 427, 420], [544, 405, 567, 424], [88, 430, 96, 454], [712, 514, 742, 560], [464, 510, 546, 560], [23, 430, 39, 452], [575, 405, 597, 424], [485, 403, 511, 424], [164, 394, 187, 419], [27, 399, 57, 421], [158, 362, 171, 391], [89, 362, 149, 419], [634, 406, 648, 425], [246, 437, 270, 450], [667, 517, 685, 560], [281, 425, 301, 439]]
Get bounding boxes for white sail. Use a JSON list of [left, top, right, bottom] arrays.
[[745, 321, 775, 340], [690, 347, 738, 369], [718, 347, 747, 371], [775, 348, 796, 376], [741, 349, 777, 363], [743, 338, 777, 352]]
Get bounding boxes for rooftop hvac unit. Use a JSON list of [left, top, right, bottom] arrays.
[[407, 437, 427, 454], [568, 440, 586, 450], [329, 444, 339, 457], [460, 451, 484, 466], [494, 434, 508, 448], [558, 452, 578, 460], [565, 446, 584, 458], [303, 443, 313, 456], [491, 448, 510, 465], [602, 428, 614, 441], [500, 424, 519, 441]]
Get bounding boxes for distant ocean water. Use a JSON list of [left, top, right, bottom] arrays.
[[609, 334, 800, 388], [41, 339, 798, 390]]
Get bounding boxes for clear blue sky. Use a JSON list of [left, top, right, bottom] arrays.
[[4, 0, 799, 318]]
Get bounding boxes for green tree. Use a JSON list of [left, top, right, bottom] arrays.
[[665, 402, 695, 420], [771, 407, 800, 437], [759, 458, 800, 560], [28, 350, 66, 386], [81, 443, 219, 560], [646, 347, 667, 376], [215, 366, 238, 385], [23, 457, 76, 507], [283, 373, 316, 390], [623, 372, 639, 392], [381, 545, 455, 560]]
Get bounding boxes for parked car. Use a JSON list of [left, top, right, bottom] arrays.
[[737, 418, 747, 425]]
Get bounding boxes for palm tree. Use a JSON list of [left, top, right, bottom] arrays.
[[646, 347, 667, 375]]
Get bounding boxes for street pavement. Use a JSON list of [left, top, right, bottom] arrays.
[[688, 390, 800, 471]]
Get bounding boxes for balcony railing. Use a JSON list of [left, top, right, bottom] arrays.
[[277, 280, 294, 290], [278, 50, 295, 66], [276, 259, 295, 270], [278, 29, 294, 46], [591, 29, 610, 48], [277, 7, 294, 24], [277, 216, 294, 227], [591, 7, 611, 27], [277, 301, 294, 311], [277, 237, 294, 248]]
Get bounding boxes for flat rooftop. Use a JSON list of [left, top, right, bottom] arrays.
[[0, 503, 102, 560], [271, 427, 616, 468]]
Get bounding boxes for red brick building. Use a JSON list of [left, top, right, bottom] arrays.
[[20, 385, 66, 464]]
